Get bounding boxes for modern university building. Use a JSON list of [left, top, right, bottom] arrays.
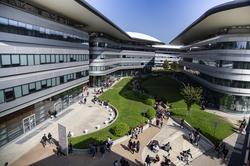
[[0, 0, 163, 146], [170, 0, 250, 113]]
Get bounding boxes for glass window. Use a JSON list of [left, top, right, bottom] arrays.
[[59, 55, 64, 62], [47, 79, 52, 87], [34, 55, 40, 65], [22, 84, 29, 95], [56, 77, 60, 85], [4, 88, 15, 102], [46, 55, 51, 63], [64, 75, 67, 83], [236, 41, 247, 49], [11, 55, 20, 65], [64, 55, 67, 62], [17, 22, 26, 28], [20, 55, 27, 66], [1, 55, 11, 66], [39, 27, 45, 34], [9, 19, 18, 27], [29, 83, 36, 92], [51, 55, 55, 63], [40, 55, 45, 64], [0, 90, 4, 103], [0, 17, 8, 25], [41, 80, 47, 88], [26, 24, 32, 30], [56, 55, 60, 63], [52, 78, 56, 86], [36, 81, 41, 90], [28, 55, 34, 66], [14, 86, 22, 98]]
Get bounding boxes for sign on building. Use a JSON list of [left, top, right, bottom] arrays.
[[58, 123, 68, 155]]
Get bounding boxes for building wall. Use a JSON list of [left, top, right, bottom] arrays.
[[89, 36, 155, 86], [154, 52, 180, 67], [180, 34, 250, 112], [0, 3, 89, 146]]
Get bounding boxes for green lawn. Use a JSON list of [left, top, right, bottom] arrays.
[[71, 77, 151, 148], [141, 74, 234, 143]]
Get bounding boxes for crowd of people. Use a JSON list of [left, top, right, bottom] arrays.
[[88, 137, 113, 158], [79, 86, 89, 104], [126, 125, 143, 154], [40, 132, 54, 147]]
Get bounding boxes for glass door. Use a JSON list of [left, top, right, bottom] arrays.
[[22, 114, 36, 133]]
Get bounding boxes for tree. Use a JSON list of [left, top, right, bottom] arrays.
[[171, 62, 180, 71], [181, 84, 202, 115], [162, 60, 169, 70]]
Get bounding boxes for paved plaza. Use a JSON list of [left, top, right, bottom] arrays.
[[0, 88, 114, 166]]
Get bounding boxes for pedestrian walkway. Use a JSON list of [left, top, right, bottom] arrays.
[[0, 88, 115, 166], [141, 118, 213, 166], [11, 123, 161, 166]]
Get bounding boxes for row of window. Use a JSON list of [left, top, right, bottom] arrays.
[[90, 62, 149, 71], [90, 41, 154, 52], [183, 58, 250, 70], [189, 41, 250, 51], [199, 73, 250, 89], [0, 16, 88, 44], [0, 70, 89, 104], [90, 54, 154, 60], [0, 54, 89, 67]]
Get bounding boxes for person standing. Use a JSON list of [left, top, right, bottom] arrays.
[[114, 160, 119, 166], [136, 140, 140, 153], [160, 120, 163, 128]]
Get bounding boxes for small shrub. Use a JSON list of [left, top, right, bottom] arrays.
[[145, 98, 155, 106], [110, 122, 130, 137], [145, 108, 156, 120]]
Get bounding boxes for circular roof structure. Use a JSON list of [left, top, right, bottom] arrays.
[[126, 32, 162, 43]]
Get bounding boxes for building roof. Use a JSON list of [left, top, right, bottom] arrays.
[[170, 0, 250, 45], [153, 44, 182, 49], [126, 32, 163, 44], [29, 0, 164, 44]]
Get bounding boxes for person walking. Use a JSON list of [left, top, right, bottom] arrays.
[[136, 140, 140, 153], [41, 134, 48, 147], [48, 132, 53, 144], [145, 155, 152, 166], [100, 144, 106, 158]]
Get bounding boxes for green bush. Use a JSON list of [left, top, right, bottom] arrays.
[[145, 108, 156, 120], [145, 98, 155, 106], [110, 122, 130, 137]]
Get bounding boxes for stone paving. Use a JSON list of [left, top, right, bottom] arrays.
[[0, 88, 115, 166], [141, 118, 214, 166]]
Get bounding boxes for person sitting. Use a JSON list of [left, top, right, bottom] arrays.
[[153, 154, 160, 163], [152, 144, 159, 153], [161, 142, 172, 156]]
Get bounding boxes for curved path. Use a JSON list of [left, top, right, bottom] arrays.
[[0, 88, 116, 166]]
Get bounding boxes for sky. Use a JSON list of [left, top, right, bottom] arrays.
[[85, 0, 233, 44]]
